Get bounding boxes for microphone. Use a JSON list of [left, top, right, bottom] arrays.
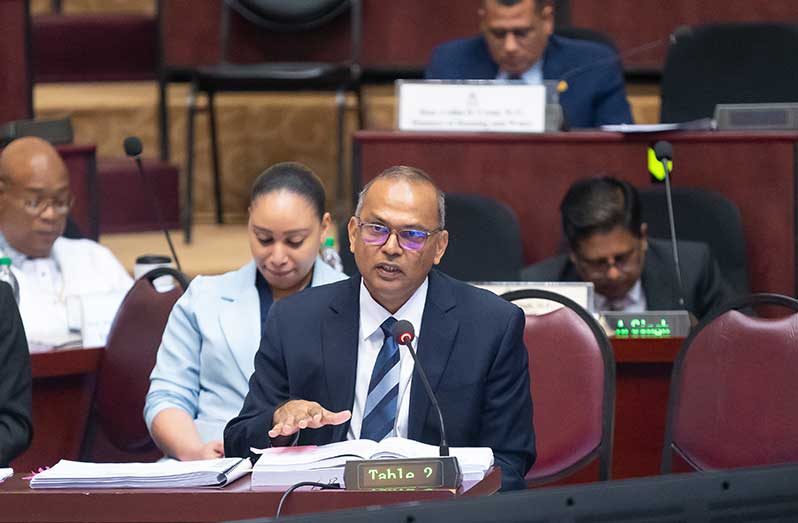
[[652, 140, 686, 310], [557, 26, 693, 92], [123, 137, 183, 275], [392, 320, 449, 457]]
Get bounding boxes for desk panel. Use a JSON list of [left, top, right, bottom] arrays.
[[355, 130, 798, 296], [0, 468, 500, 522]]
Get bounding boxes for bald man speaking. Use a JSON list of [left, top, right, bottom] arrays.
[[0, 137, 132, 347]]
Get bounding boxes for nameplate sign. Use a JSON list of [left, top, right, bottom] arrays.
[[472, 281, 595, 315], [397, 80, 546, 133]]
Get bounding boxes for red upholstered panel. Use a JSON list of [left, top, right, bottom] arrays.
[[32, 14, 157, 82], [524, 307, 606, 479], [94, 277, 183, 452], [96, 157, 179, 234], [672, 310, 798, 469]]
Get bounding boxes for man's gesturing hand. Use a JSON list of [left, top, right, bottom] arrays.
[[269, 400, 351, 439]]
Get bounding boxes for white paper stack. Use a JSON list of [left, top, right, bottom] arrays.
[[29, 458, 251, 489], [251, 437, 493, 487]]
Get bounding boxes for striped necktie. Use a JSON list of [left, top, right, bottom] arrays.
[[360, 317, 400, 441]]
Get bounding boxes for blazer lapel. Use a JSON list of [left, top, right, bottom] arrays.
[[408, 271, 459, 441], [219, 262, 261, 381], [321, 276, 361, 442]]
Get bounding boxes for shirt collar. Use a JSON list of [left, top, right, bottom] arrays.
[[496, 59, 544, 84], [595, 279, 644, 311], [359, 277, 429, 342], [0, 232, 30, 269]]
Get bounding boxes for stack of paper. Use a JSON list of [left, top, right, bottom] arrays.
[[29, 458, 251, 489], [251, 437, 493, 487]]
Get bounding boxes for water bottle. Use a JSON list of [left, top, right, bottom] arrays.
[[0, 257, 20, 304], [321, 237, 344, 272]]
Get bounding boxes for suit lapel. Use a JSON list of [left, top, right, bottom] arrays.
[[641, 241, 676, 310], [321, 276, 361, 442], [408, 271, 459, 441], [219, 262, 261, 381]]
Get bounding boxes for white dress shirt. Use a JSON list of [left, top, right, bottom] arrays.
[[348, 277, 429, 441], [496, 59, 544, 84], [594, 279, 647, 312]]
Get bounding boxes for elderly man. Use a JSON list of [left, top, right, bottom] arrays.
[[225, 166, 535, 490], [0, 137, 132, 347], [522, 177, 734, 319], [0, 281, 32, 466], [425, 0, 632, 128]]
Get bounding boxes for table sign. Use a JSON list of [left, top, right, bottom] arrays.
[[397, 80, 547, 133]]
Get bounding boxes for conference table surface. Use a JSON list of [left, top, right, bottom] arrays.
[[0, 467, 501, 523]]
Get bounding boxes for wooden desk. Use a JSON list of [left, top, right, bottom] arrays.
[[0, 467, 501, 522], [354, 130, 798, 297], [0, 0, 32, 123], [14, 338, 680, 480], [12, 348, 103, 472]]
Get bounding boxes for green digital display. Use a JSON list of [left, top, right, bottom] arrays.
[[357, 461, 443, 489], [614, 317, 671, 338]]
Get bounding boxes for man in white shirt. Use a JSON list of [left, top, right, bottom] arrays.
[[0, 137, 132, 347], [225, 166, 535, 490]]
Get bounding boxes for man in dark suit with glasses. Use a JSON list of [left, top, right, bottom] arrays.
[[521, 176, 733, 319], [225, 165, 535, 491]]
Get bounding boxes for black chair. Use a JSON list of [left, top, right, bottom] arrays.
[[338, 193, 524, 282], [184, 0, 363, 241], [639, 186, 748, 296], [660, 23, 798, 123]]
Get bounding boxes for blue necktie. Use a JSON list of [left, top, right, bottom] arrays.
[[360, 317, 400, 441]]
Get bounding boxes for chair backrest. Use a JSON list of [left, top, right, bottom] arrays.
[[92, 267, 188, 454], [337, 193, 524, 282], [662, 293, 798, 473], [660, 23, 798, 123], [639, 186, 748, 296], [221, 0, 361, 64], [501, 289, 615, 485]]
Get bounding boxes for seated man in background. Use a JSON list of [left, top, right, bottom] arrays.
[[225, 166, 535, 490], [0, 281, 32, 467], [0, 137, 132, 347], [521, 177, 734, 319], [425, 0, 632, 128]]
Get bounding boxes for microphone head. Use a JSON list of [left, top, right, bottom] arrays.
[[123, 136, 143, 158], [670, 25, 693, 44], [653, 140, 673, 161], [392, 319, 415, 346]]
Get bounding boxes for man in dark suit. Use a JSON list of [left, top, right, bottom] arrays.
[[521, 177, 734, 319], [425, 0, 633, 128], [225, 166, 535, 490], [0, 281, 33, 467]]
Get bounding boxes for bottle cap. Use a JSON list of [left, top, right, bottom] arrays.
[[0, 257, 11, 266]]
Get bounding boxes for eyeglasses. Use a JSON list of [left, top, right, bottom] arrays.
[[355, 218, 441, 252], [573, 244, 642, 278], [15, 194, 75, 217]]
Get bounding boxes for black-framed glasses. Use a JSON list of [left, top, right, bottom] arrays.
[[355, 217, 441, 252], [573, 244, 642, 278]]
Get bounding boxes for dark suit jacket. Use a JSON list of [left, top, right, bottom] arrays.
[[425, 34, 633, 128], [520, 239, 735, 320], [0, 282, 33, 467], [225, 271, 535, 490]]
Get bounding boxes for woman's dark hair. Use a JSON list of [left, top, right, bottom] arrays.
[[250, 162, 326, 220], [560, 176, 642, 249]]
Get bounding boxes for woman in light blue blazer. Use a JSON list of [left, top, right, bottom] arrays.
[[144, 162, 347, 460]]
